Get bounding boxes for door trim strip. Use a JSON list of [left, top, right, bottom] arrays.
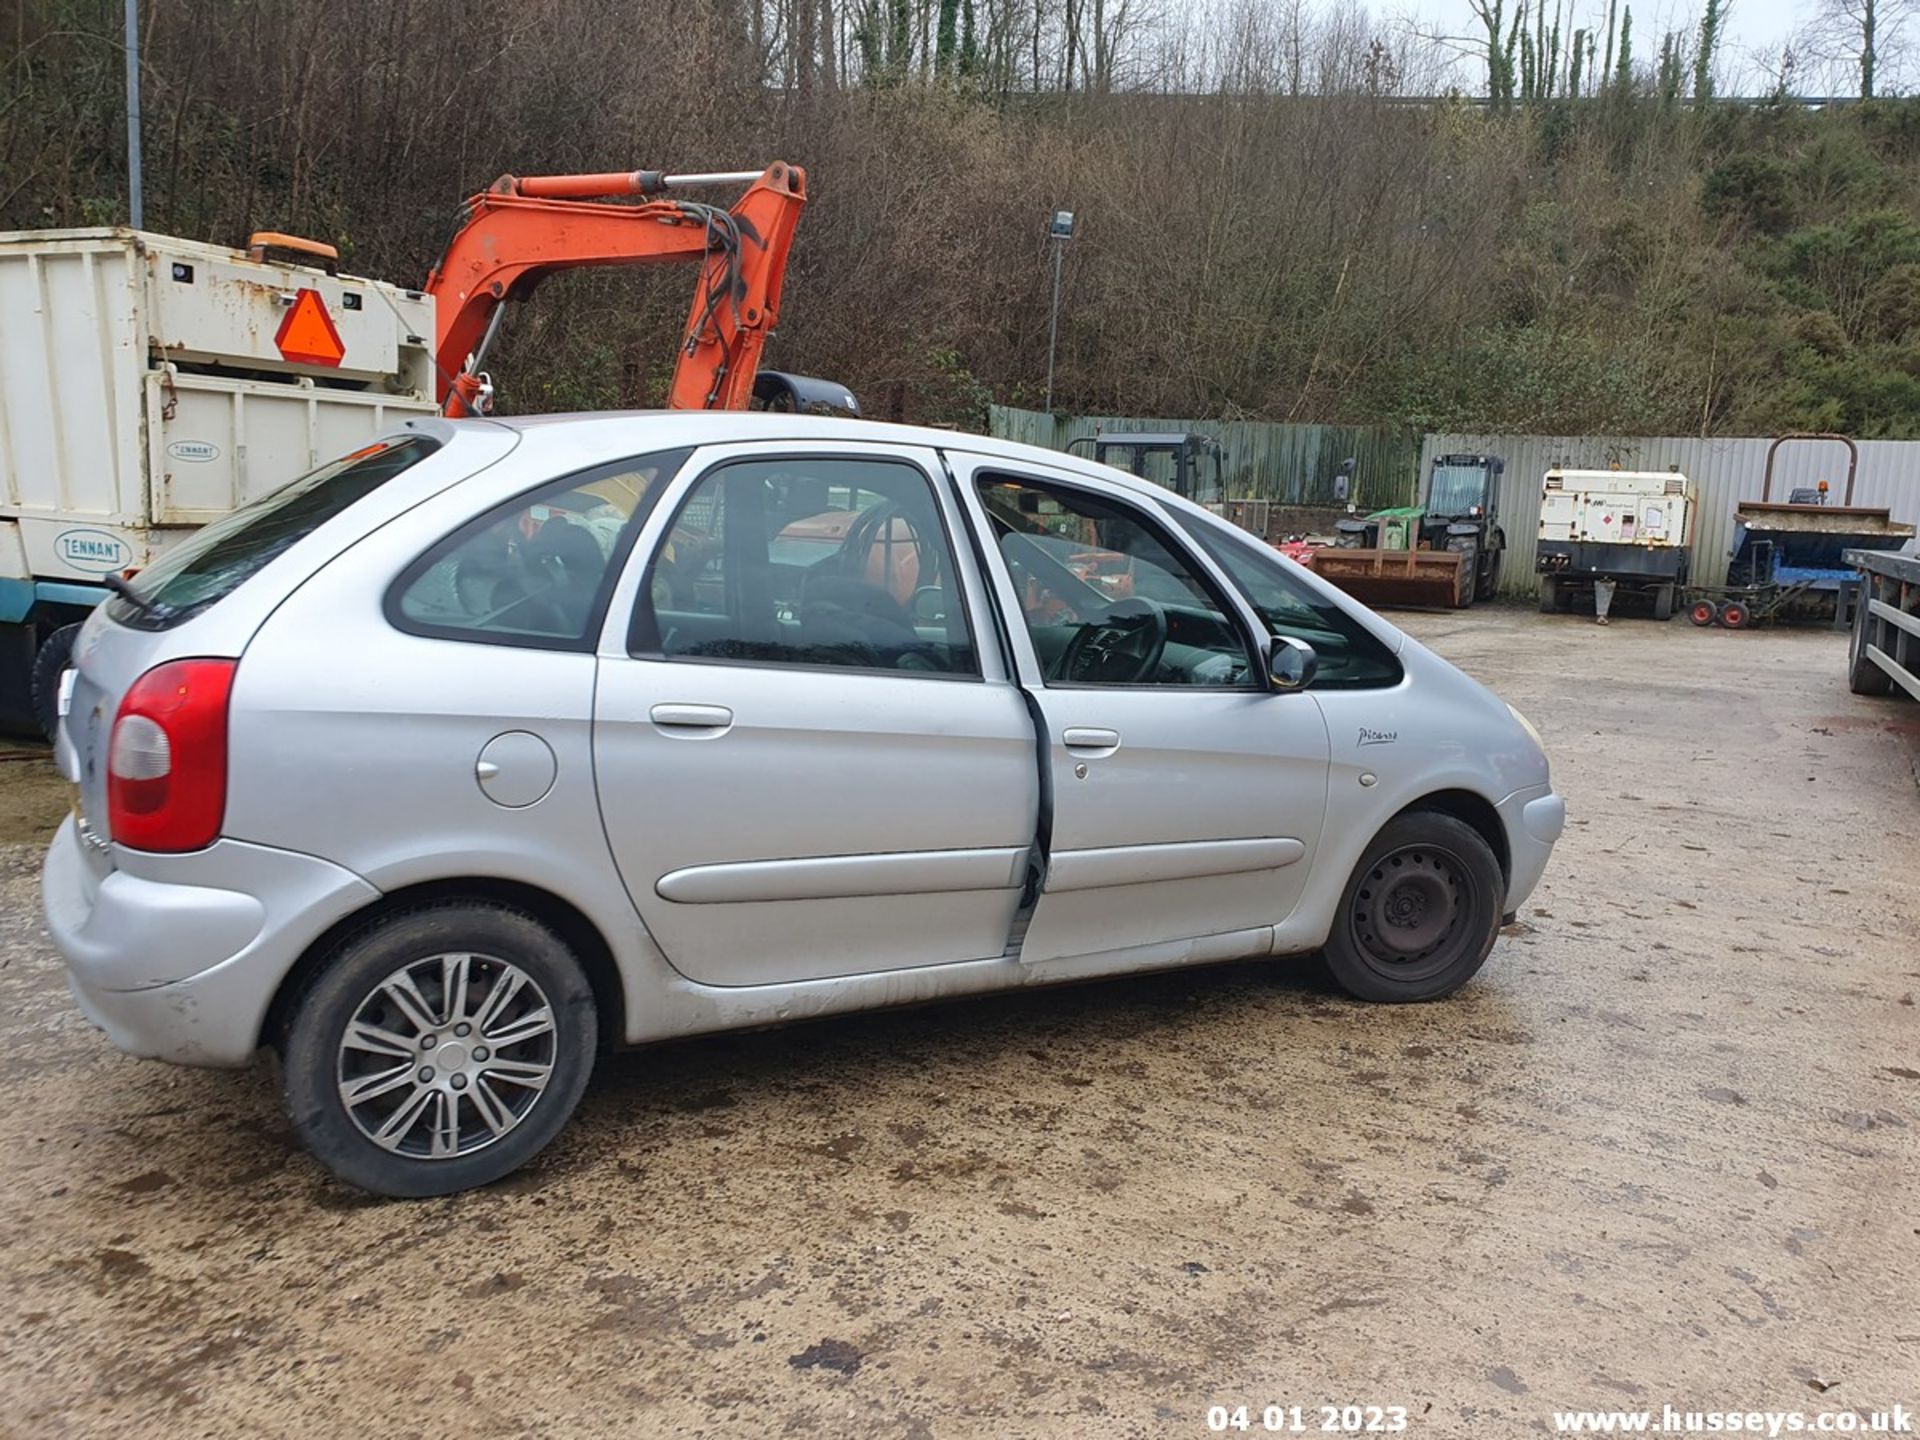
[[1044, 837, 1306, 893], [657, 846, 1029, 904]]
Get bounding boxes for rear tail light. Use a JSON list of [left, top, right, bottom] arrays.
[[107, 658, 237, 852]]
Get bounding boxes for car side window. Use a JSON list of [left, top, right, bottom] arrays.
[[390, 450, 688, 650], [976, 474, 1259, 688], [1173, 510, 1405, 690], [630, 456, 978, 677]]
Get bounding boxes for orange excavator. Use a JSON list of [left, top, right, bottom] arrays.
[[424, 160, 849, 418]]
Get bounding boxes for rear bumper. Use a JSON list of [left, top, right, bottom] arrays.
[[43, 815, 379, 1067], [1498, 784, 1564, 915]]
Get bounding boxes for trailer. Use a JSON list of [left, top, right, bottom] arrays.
[[1535, 468, 1693, 621], [1845, 547, 1920, 701], [1, 164, 828, 736], [1688, 434, 1914, 631], [0, 228, 437, 731]]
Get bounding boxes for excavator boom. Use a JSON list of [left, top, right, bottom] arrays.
[[425, 162, 807, 417]]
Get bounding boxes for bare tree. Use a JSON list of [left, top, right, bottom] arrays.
[[1807, 0, 1919, 97]]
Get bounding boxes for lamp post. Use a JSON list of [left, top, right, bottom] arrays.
[[1044, 209, 1075, 414], [124, 0, 143, 228]]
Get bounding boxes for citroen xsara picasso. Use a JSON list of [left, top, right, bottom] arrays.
[[45, 414, 1563, 1196]]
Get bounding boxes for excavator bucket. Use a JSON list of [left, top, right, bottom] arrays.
[[1313, 548, 1472, 609]]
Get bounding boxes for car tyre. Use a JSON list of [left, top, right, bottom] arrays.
[[1474, 539, 1503, 602], [283, 902, 597, 1198], [30, 622, 82, 741], [1848, 589, 1892, 696], [1319, 812, 1504, 1003]]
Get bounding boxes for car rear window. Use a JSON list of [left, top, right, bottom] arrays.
[[107, 436, 440, 629]]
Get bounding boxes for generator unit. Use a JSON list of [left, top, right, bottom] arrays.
[[1536, 468, 1694, 620]]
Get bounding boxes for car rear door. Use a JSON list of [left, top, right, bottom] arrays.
[[944, 452, 1332, 968], [590, 440, 1039, 987]]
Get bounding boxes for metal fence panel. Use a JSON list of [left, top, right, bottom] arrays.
[[989, 405, 1422, 511], [1420, 433, 1920, 596]]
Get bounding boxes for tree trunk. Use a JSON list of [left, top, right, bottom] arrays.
[[1862, 0, 1877, 99]]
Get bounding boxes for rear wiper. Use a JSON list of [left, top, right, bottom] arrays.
[[102, 573, 172, 620]]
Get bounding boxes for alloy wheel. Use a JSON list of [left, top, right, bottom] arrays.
[[335, 952, 557, 1159]]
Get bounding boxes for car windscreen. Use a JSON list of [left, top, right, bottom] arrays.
[[107, 436, 441, 630]]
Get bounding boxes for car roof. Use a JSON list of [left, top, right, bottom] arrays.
[[428, 410, 1191, 510]]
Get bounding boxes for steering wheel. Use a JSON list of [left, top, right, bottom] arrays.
[[1058, 597, 1168, 684]]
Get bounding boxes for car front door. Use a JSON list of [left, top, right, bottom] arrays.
[[948, 456, 1332, 968], [591, 442, 1039, 987]]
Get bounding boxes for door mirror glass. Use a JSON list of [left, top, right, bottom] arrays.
[[1268, 634, 1319, 691]]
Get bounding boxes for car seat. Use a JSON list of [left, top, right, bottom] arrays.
[[799, 573, 934, 669]]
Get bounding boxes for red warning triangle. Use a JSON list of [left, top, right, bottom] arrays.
[[274, 288, 346, 367]]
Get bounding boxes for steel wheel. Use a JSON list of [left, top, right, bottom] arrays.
[[1348, 845, 1476, 984], [1320, 810, 1506, 1001], [336, 951, 557, 1160], [1687, 598, 1717, 627]]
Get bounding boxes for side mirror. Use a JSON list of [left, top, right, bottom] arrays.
[[1268, 635, 1319, 692]]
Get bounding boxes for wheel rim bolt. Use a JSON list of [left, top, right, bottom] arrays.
[[419, 1067, 435, 1082], [421, 1034, 437, 1050], [474, 1046, 490, 1062], [451, 1075, 468, 1090], [455, 1023, 472, 1038]]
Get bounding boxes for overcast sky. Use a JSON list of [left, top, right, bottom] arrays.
[[1388, 0, 1884, 96]]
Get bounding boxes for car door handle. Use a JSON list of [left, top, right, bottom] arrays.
[[1062, 726, 1121, 753], [650, 703, 734, 732]]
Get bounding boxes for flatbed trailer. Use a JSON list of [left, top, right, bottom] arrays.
[[1844, 547, 1920, 701]]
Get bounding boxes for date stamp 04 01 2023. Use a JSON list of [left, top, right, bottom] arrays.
[[1207, 1405, 1412, 1433]]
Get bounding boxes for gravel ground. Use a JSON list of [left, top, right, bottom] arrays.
[[0, 607, 1915, 1439]]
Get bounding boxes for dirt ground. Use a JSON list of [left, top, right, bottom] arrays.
[[0, 608, 1915, 1440]]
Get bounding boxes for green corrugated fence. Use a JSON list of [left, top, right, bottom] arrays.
[[988, 405, 1422, 511]]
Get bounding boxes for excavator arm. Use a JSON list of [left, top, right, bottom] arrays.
[[426, 162, 807, 417]]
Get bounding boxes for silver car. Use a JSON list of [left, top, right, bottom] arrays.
[[44, 414, 1563, 1196]]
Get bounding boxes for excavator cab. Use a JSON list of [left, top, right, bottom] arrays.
[[752, 371, 860, 416], [1069, 431, 1226, 506]]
